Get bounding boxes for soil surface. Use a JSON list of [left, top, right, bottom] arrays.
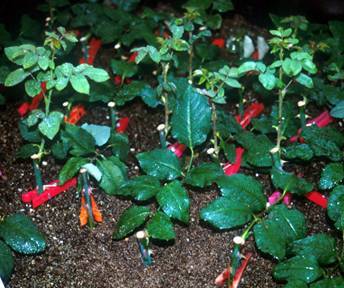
[[0, 98, 338, 288]]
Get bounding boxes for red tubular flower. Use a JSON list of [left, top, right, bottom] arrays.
[[128, 52, 138, 63], [215, 252, 253, 287], [212, 38, 225, 48], [290, 110, 334, 143], [79, 38, 102, 65], [223, 147, 245, 175], [305, 191, 328, 209], [17, 102, 30, 117], [236, 102, 264, 128], [64, 104, 86, 125], [116, 117, 129, 133], [168, 142, 186, 158]]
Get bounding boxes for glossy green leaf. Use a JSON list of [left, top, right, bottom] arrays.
[[146, 212, 176, 241], [0, 241, 13, 284], [62, 124, 96, 156], [156, 181, 190, 223], [70, 73, 90, 94], [216, 174, 266, 212], [113, 205, 151, 239], [16, 144, 39, 159], [284, 280, 308, 288], [109, 133, 129, 161], [97, 157, 126, 195], [59, 157, 88, 184], [259, 72, 277, 90], [296, 73, 313, 88], [200, 197, 252, 230], [171, 85, 211, 148], [271, 166, 313, 195], [310, 277, 344, 288], [5, 68, 29, 86], [213, 0, 234, 12], [185, 162, 224, 188], [290, 234, 337, 265], [327, 185, 344, 230], [38, 111, 64, 140], [319, 163, 344, 190], [330, 100, 344, 119], [81, 65, 110, 82], [273, 256, 323, 284], [25, 79, 41, 97], [81, 123, 111, 146], [0, 214, 46, 254], [283, 143, 314, 161], [137, 148, 181, 181], [282, 58, 302, 76], [82, 163, 102, 182], [120, 175, 160, 201], [22, 52, 38, 69], [254, 205, 306, 260], [110, 60, 138, 78]]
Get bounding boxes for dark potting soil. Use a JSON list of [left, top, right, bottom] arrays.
[[0, 99, 338, 288]]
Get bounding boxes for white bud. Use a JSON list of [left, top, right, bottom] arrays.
[[157, 124, 165, 131], [121, 55, 128, 61], [207, 148, 215, 155], [233, 236, 245, 245], [297, 100, 306, 107], [270, 147, 279, 154], [188, 79, 193, 85], [45, 17, 51, 22], [30, 154, 40, 160], [62, 101, 69, 107], [136, 230, 147, 239], [199, 26, 207, 31], [79, 168, 87, 174], [152, 70, 158, 76], [266, 202, 271, 208], [107, 101, 116, 108], [114, 42, 121, 50], [42, 161, 48, 166]]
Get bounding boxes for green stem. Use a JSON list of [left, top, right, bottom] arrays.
[[188, 32, 193, 82], [162, 62, 170, 135], [33, 161, 44, 194], [211, 101, 219, 158], [110, 107, 117, 131], [241, 217, 260, 240], [187, 147, 195, 173]]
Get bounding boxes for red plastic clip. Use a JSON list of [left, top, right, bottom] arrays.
[[236, 102, 264, 128], [305, 191, 328, 209], [79, 38, 102, 65], [21, 178, 77, 208], [212, 38, 225, 48], [17, 82, 47, 117], [215, 252, 253, 287], [167, 142, 186, 158], [116, 117, 129, 133]]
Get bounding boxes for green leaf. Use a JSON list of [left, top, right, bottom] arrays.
[[81, 123, 111, 146], [137, 148, 181, 181], [146, 212, 176, 241], [5, 68, 29, 86], [213, 0, 234, 12], [290, 234, 337, 265], [109, 133, 129, 161], [236, 132, 274, 167], [330, 101, 344, 119], [310, 277, 344, 288], [147, 46, 160, 63], [25, 79, 41, 97], [185, 162, 224, 188], [70, 73, 90, 94], [22, 51, 38, 69], [273, 256, 323, 284], [59, 157, 88, 184], [327, 185, 344, 230], [38, 111, 64, 140], [282, 58, 302, 76], [171, 85, 211, 148], [319, 163, 344, 190], [302, 126, 344, 162], [81, 65, 110, 82], [284, 280, 308, 288], [113, 205, 151, 240], [254, 205, 306, 260], [283, 143, 314, 161], [238, 61, 257, 74], [119, 175, 160, 201], [62, 124, 96, 156], [216, 174, 266, 212], [16, 144, 39, 159], [200, 197, 253, 230], [111, 0, 140, 11], [82, 163, 102, 182], [97, 157, 126, 195], [259, 72, 277, 90], [271, 166, 313, 195], [296, 73, 313, 88], [0, 214, 46, 254], [0, 241, 13, 284], [156, 181, 190, 223], [110, 60, 138, 78]]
